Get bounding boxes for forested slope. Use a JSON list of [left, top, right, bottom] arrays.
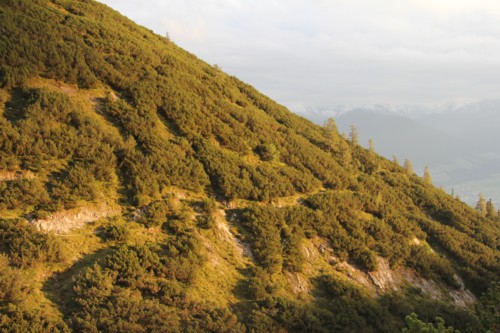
[[0, 0, 498, 332]]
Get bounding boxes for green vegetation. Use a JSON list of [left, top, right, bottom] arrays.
[[0, 0, 498, 332], [402, 313, 459, 333], [0, 218, 63, 268]]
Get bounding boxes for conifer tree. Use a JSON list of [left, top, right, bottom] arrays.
[[486, 199, 497, 219], [423, 166, 432, 185], [324, 117, 337, 133], [349, 125, 359, 145], [337, 141, 352, 169], [404, 159, 414, 175], [368, 139, 375, 153], [323, 118, 337, 152], [476, 193, 487, 216]]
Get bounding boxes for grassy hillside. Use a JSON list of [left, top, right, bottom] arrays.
[[0, 0, 499, 331]]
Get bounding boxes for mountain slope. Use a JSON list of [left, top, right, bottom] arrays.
[[0, 0, 498, 332]]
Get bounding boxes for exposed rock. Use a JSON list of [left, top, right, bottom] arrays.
[[311, 237, 476, 308], [0, 170, 35, 181], [401, 269, 442, 299], [338, 260, 377, 292], [217, 209, 254, 260], [368, 257, 400, 292], [449, 287, 476, 308], [108, 91, 118, 101], [30, 204, 121, 233], [286, 272, 310, 294]]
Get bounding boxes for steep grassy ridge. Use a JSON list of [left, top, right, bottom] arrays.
[[0, 0, 498, 331]]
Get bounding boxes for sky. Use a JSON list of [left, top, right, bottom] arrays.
[[99, 0, 500, 112]]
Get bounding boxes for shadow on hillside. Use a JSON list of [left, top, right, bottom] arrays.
[[42, 247, 113, 316], [3, 88, 32, 123], [231, 266, 255, 324]]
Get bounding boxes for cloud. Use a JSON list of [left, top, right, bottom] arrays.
[[99, 0, 500, 109]]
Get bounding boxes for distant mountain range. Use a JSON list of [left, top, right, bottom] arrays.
[[299, 101, 500, 206]]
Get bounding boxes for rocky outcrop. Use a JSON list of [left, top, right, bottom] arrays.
[[306, 236, 477, 308], [30, 204, 121, 234], [367, 257, 400, 292], [286, 272, 310, 294], [217, 209, 254, 260]]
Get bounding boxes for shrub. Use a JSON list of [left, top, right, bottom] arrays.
[[0, 219, 63, 267], [102, 223, 129, 242], [255, 143, 279, 161]]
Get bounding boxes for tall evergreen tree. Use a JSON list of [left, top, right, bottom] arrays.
[[349, 125, 359, 145], [392, 155, 399, 165], [337, 140, 352, 169], [486, 199, 497, 219], [323, 118, 337, 152], [475, 193, 487, 216], [324, 117, 338, 133], [423, 166, 432, 185], [368, 139, 375, 153], [404, 159, 414, 175]]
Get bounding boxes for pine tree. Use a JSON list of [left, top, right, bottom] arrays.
[[324, 117, 337, 133], [475, 193, 487, 216], [349, 125, 359, 145], [323, 118, 337, 152], [368, 139, 375, 153], [404, 159, 414, 175], [423, 166, 432, 185], [337, 141, 352, 169], [486, 199, 497, 219]]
